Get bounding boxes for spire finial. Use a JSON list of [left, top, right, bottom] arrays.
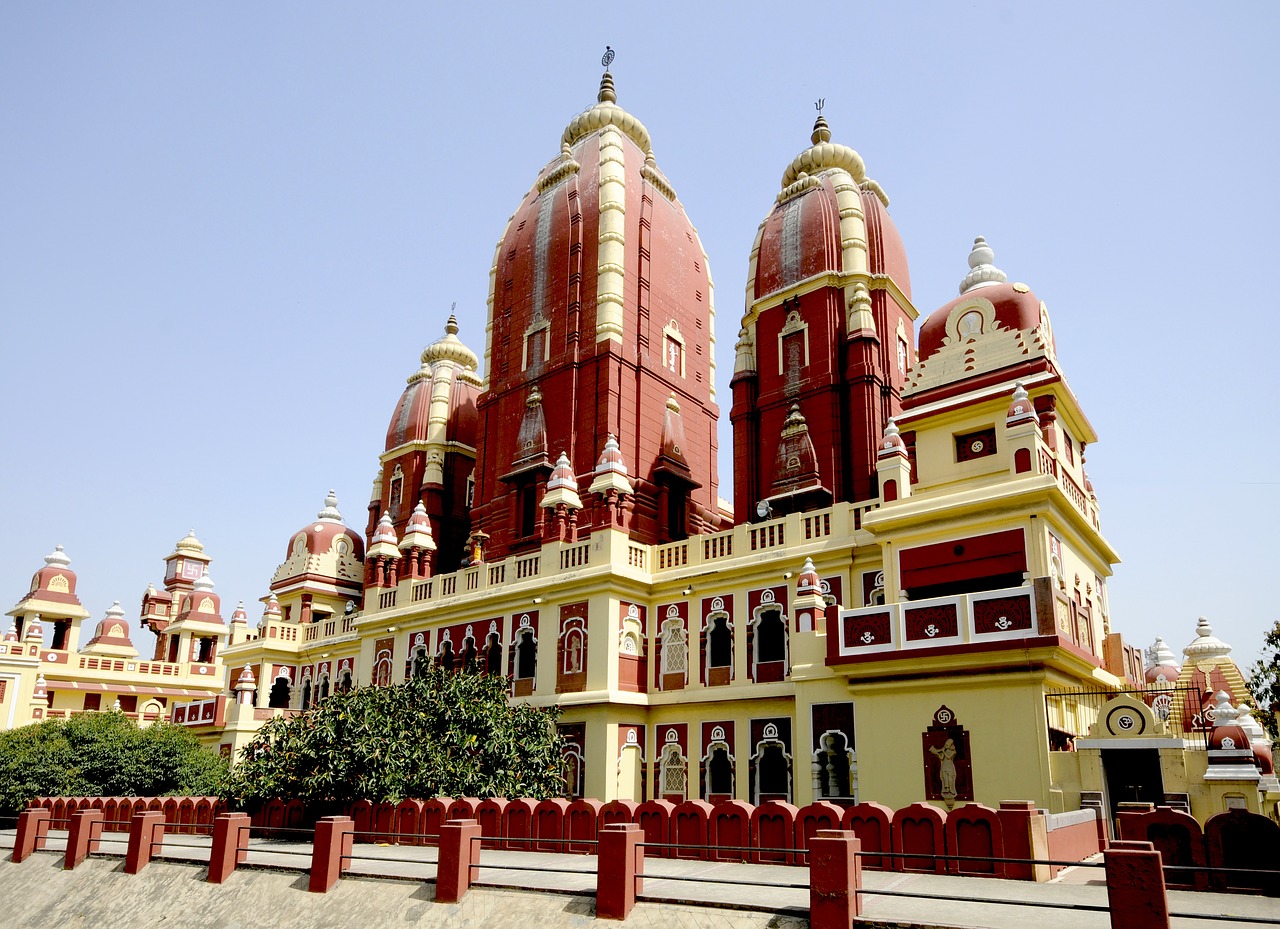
[[811, 98, 831, 145], [959, 235, 1007, 294], [598, 47, 617, 104], [446, 306, 458, 335]]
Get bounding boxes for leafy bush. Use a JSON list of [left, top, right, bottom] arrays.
[[0, 712, 228, 815], [1248, 618, 1280, 746], [224, 667, 565, 807]]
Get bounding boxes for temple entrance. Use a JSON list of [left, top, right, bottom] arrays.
[[1102, 748, 1163, 831]]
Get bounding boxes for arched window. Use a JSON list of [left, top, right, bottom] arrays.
[[373, 650, 392, 688], [268, 673, 291, 709], [438, 640, 456, 672], [660, 619, 687, 678], [707, 615, 731, 669], [300, 677, 312, 711], [516, 628, 537, 681], [755, 607, 786, 664], [705, 744, 734, 797], [758, 744, 789, 798], [659, 743, 686, 800], [814, 731, 854, 799], [388, 464, 404, 519], [461, 636, 477, 670], [411, 646, 430, 679], [317, 673, 330, 702], [338, 670, 353, 693], [484, 633, 502, 675]]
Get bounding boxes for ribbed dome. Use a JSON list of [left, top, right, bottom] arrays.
[[752, 116, 911, 302], [385, 316, 482, 452]]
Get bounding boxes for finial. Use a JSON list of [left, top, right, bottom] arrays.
[[317, 490, 343, 522], [597, 48, 617, 104], [959, 235, 1007, 294], [811, 99, 831, 145], [446, 308, 458, 335], [44, 544, 72, 568]]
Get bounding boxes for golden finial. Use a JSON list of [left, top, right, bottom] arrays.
[[811, 98, 831, 145]]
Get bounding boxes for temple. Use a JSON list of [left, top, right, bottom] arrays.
[[1, 62, 1273, 833]]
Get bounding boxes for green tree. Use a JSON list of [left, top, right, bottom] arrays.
[[224, 667, 565, 807], [0, 712, 228, 816], [1248, 618, 1280, 747]]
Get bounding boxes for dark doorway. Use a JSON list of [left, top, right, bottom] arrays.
[[1102, 748, 1163, 833]]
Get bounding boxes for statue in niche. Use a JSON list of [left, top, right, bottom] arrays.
[[921, 705, 973, 809]]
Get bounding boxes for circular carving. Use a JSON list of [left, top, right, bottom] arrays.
[[970, 439, 985, 453], [1106, 705, 1147, 736], [936, 708, 953, 724]]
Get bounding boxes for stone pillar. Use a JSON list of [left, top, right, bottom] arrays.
[[125, 810, 166, 875], [207, 812, 251, 883], [435, 818, 482, 903], [11, 807, 51, 863], [64, 809, 104, 870], [596, 823, 643, 920], [1104, 842, 1169, 929], [308, 816, 354, 893], [809, 829, 862, 926]]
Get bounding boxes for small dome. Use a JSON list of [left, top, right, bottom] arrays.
[[797, 557, 821, 595], [174, 530, 205, 554], [915, 237, 1053, 366], [272, 492, 366, 590], [230, 601, 248, 624], [83, 601, 139, 658], [263, 595, 282, 618], [420, 314, 480, 372], [878, 418, 907, 458], [594, 434, 629, 476], [547, 452, 579, 492], [3, 621, 16, 642], [385, 316, 482, 452], [44, 544, 72, 568], [398, 502, 435, 552], [1006, 383, 1039, 426]]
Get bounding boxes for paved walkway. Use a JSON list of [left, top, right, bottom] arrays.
[[2, 829, 1277, 928]]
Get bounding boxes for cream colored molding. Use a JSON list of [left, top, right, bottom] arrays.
[[742, 271, 918, 331], [595, 126, 627, 344], [776, 308, 811, 374], [562, 103, 652, 156], [538, 145, 581, 193], [781, 141, 866, 189], [380, 439, 477, 465]]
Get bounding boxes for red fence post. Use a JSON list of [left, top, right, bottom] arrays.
[[309, 816, 354, 893], [809, 829, 862, 927], [436, 818, 482, 904], [11, 808, 52, 863], [597, 823, 643, 920], [207, 812, 252, 883], [1104, 842, 1169, 929], [124, 810, 166, 875], [64, 809, 104, 870]]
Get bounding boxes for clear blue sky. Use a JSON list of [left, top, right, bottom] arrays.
[[2, 3, 1275, 672]]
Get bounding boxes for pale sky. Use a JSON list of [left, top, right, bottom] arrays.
[[2, 3, 1275, 672]]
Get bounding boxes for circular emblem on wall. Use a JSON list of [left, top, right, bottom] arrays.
[[970, 439, 985, 454], [626, 729, 638, 745], [665, 728, 678, 743], [1106, 705, 1147, 736], [710, 726, 726, 742], [935, 707, 954, 724]]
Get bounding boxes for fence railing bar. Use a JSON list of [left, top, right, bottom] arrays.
[[639, 842, 806, 856], [855, 849, 1104, 868], [469, 864, 596, 877], [487, 836, 599, 847], [636, 873, 810, 890], [857, 887, 1111, 912], [1163, 863, 1280, 875], [1167, 912, 1280, 925]]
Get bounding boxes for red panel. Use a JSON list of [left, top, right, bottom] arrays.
[[899, 529, 1026, 590]]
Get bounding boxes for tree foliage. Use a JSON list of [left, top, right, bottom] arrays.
[[223, 667, 566, 807], [0, 712, 229, 816], [1248, 618, 1280, 746]]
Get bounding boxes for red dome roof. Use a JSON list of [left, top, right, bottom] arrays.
[[284, 492, 365, 563], [918, 282, 1048, 363], [385, 317, 481, 453], [752, 117, 911, 302]]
